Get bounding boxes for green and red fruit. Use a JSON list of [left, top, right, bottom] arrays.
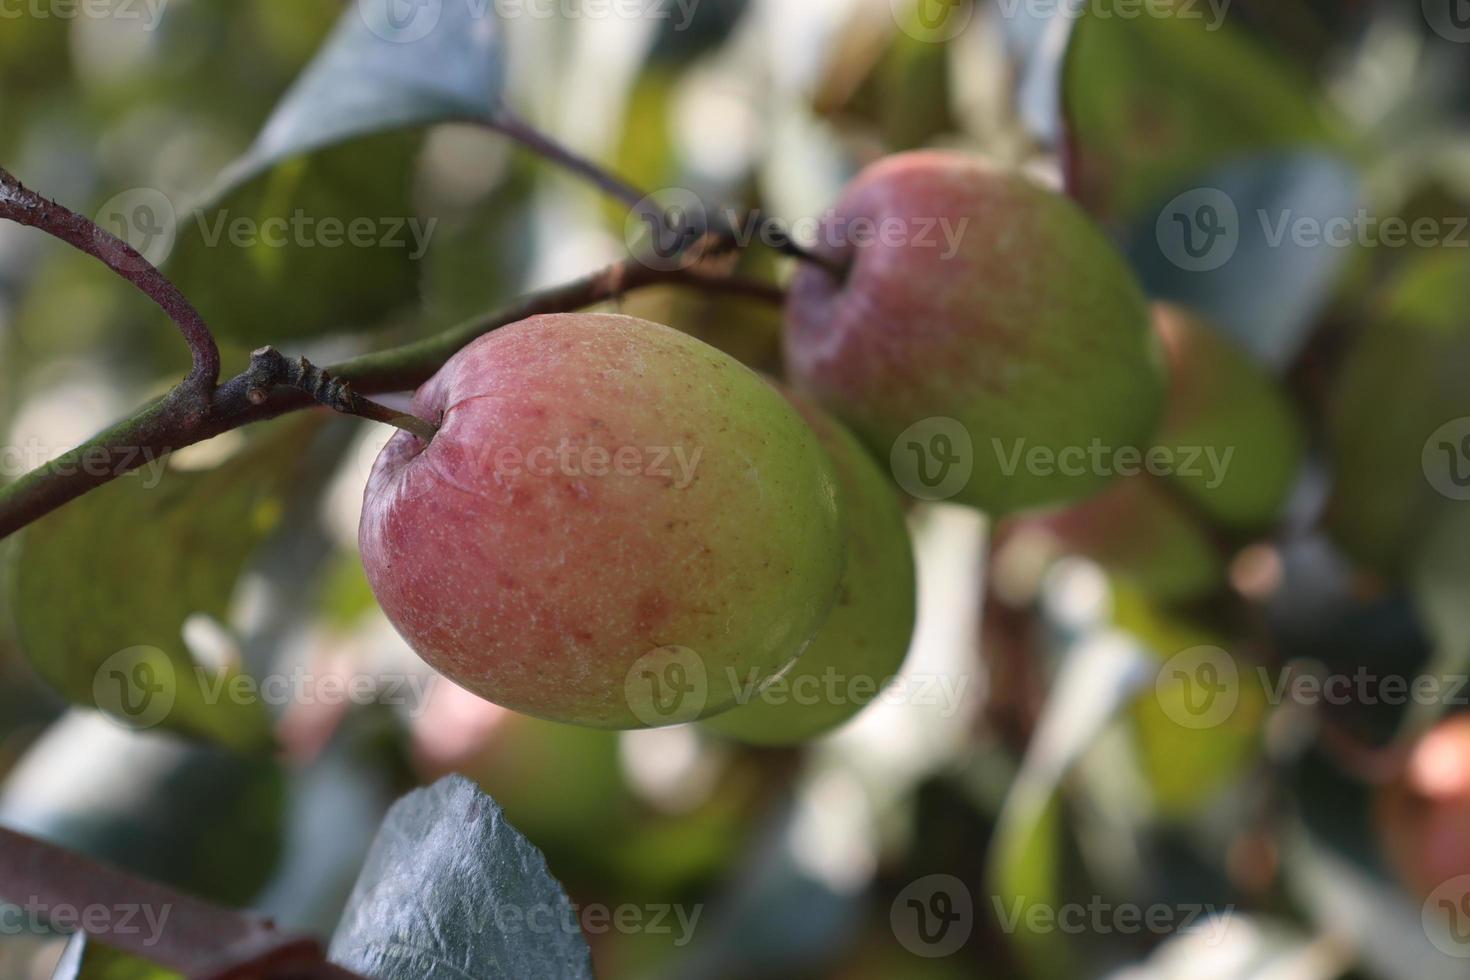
[[783, 150, 1165, 515], [702, 385, 917, 745], [360, 313, 845, 729]]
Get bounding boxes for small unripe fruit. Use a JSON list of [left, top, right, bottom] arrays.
[[702, 386, 917, 745], [784, 150, 1165, 515], [1008, 305, 1303, 602], [360, 313, 845, 729]]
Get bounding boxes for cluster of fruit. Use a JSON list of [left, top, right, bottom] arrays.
[[357, 150, 1297, 742]]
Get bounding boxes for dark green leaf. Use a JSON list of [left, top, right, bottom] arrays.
[[1065, 7, 1341, 225], [166, 132, 426, 345], [164, 0, 507, 344], [7, 418, 319, 751], [329, 775, 594, 980]]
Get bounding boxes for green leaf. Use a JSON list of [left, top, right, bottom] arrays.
[[986, 630, 1153, 977], [54, 933, 181, 980], [1326, 247, 1470, 573], [329, 775, 595, 980], [165, 0, 507, 344], [235, 0, 503, 170], [7, 419, 319, 751], [166, 132, 426, 345], [1064, 6, 1342, 225]]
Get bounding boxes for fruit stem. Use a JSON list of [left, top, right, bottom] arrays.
[[245, 347, 438, 444], [748, 211, 851, 283]]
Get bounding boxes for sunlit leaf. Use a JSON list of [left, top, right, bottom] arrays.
[[329, 776, 594, 980]]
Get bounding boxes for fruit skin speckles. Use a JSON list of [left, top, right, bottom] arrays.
[[784, 149, 1165, 516], [359, 313, 846, 730]]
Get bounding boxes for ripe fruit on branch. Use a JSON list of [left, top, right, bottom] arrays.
[[1377, 715, 1470, 905], [783, 150, 1165, 515], [702, 386, 917, 745], [359, 313, 845, 729]]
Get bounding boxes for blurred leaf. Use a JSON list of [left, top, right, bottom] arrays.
[[987, 631, 1153, 977], [328, 775, 594, 980], [225, 0, 503, 171], [54, 931, 182, 980], [1028, 476, 1225, 604], [166, 0, 507, 344], [0, 711, 283, 905], [1123, 151, 1362, 369], [1113, 590, 1266, 816], [1065, 3, 1342, 224], [8, 419, 319, 751], [254, 706, 415, 936], [1283, 817, 1463, 980], [1326, 246, 1470, 573]]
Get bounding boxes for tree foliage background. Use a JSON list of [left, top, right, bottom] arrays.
[[2, 1, 1470, 978]]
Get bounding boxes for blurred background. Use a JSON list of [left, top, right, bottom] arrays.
[[3, 0, 1470, 977]]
